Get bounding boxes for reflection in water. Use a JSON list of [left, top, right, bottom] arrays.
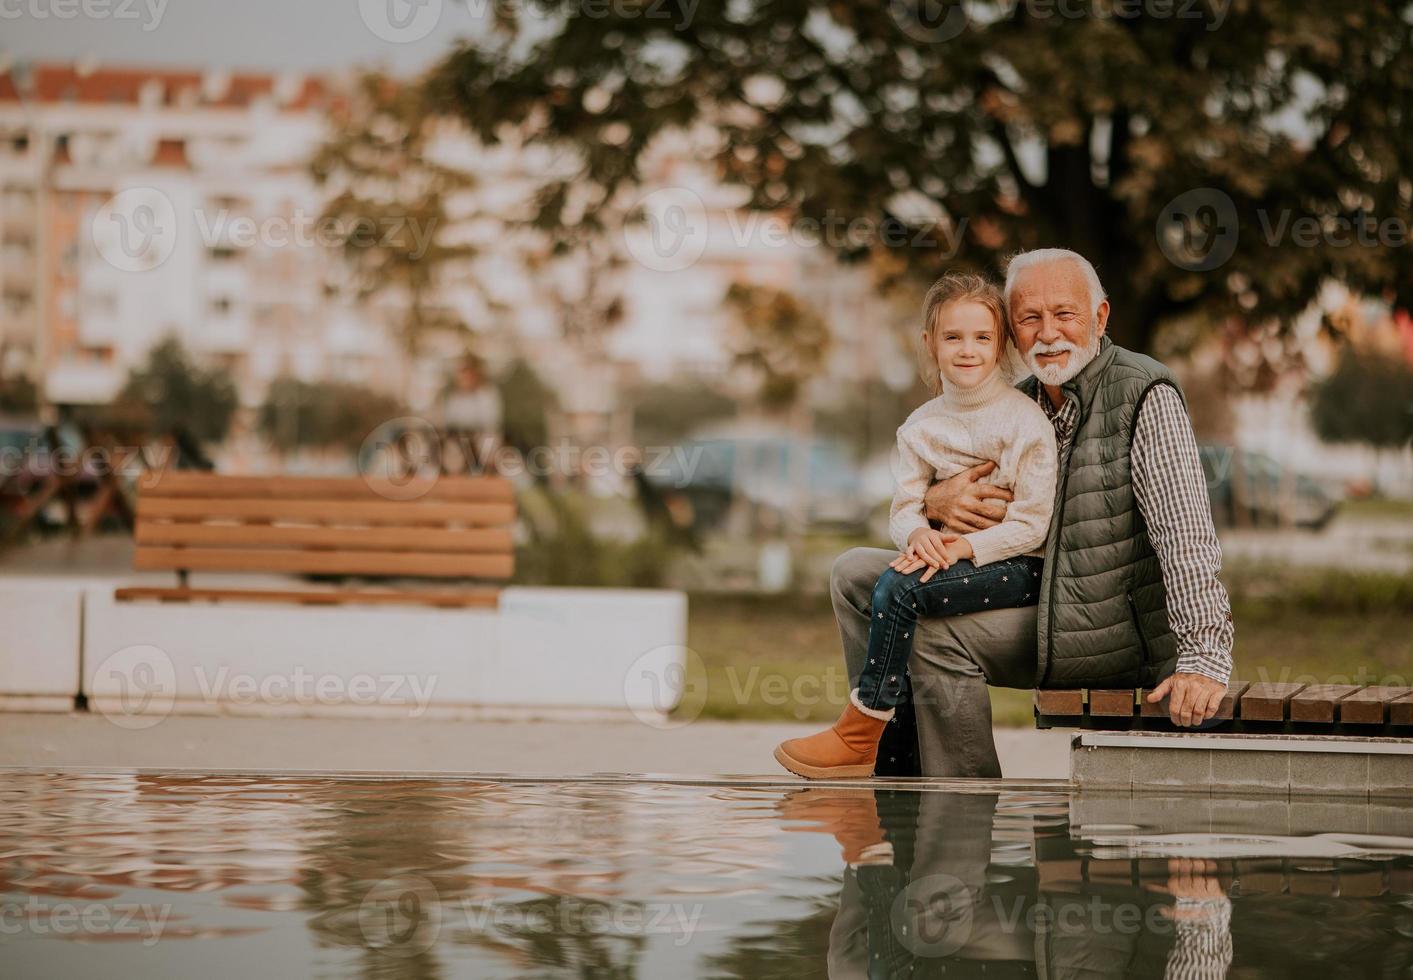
[[3, 772, 1413, 977]]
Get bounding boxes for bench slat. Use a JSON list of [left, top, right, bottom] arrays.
[[134, 546, 514, 579], [1239, 682, 1308, 722], [135, 521, 513, 554], [1390, 692, 1413, 727], [115, 586, 501, 608], [142, 472, 515, 502], [1088, 689, 1136, 717], [1341, 686, 1413, 725], [1035, 690, 1083, 715], [1289, 684, 1366, 724], [139, 498, 516, 527]]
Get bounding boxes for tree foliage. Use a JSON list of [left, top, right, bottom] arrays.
[[629, 377, 737, 445], [258, 377, 405, 453], [1309, 346, 1413, 450], [311, 72, 480, 358], [724, 283, 831, 412], [429, 0, 1413, 355], [115, 337, 238, 444]]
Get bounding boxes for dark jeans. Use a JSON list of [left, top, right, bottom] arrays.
[[858, 556, 1044, 712]]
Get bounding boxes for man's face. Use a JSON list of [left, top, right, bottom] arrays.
[[1009, 261, 1110, 385]]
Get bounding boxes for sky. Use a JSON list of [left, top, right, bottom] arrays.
[[2, 0, 496, 74]]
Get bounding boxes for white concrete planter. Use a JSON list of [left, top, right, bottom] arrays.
[[79, 582, 687, 725], [0, 580, 83, 711]]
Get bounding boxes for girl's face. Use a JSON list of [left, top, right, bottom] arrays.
[[925, 300, 1003, 390]]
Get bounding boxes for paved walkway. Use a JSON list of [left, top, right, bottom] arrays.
[[0, 713, 1072, 779]]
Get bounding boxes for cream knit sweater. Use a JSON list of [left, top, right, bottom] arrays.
[[889, 367, 1059, 567]]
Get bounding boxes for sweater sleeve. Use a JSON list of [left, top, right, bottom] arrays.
[[888, 427, 934, 553], [962, 413, 1058, 567]]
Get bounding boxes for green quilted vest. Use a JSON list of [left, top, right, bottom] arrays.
[[1018, 337, 1184, 688]]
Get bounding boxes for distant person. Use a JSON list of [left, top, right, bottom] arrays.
[[774, 273, 1058, 778], [439, 355, 503, 474]]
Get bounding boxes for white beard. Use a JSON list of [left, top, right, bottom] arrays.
[[1025, 331, 1101, 386]]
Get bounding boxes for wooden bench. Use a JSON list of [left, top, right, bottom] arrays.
[[1035, 683, 1413, 735], [116, 472, 516, 608]]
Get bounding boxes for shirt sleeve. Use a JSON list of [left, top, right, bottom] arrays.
[[963, 419, 1057, 567], [888, 427, 934, 553], [1130, 384, 1235, 685], [1165, 898, 1234, 980]]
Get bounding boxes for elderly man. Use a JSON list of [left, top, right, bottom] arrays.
[[832, 248, 1234, 778]]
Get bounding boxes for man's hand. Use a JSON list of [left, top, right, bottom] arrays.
[[922, 461, 1013, 533], [890, 528, 960, 582], [1146, 673, 1227, 728]]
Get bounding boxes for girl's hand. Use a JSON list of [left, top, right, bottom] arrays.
[[901, 528, 961, 582]]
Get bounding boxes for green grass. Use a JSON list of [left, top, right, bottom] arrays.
[[684, 566, 1413, 727], [1340, 497, 1413, 521]]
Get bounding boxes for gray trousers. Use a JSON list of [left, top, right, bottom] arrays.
[[830, 547, 1040, 778]]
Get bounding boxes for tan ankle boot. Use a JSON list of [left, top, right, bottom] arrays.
[[774, 689, 895, 779]]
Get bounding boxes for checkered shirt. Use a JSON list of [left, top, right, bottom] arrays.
[[1036, 384, 1234, 684]]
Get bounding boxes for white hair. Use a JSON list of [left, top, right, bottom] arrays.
[[1003, 248, 1107, 317]]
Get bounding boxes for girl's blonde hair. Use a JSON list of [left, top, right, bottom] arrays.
[[919, 272, 1012, 394]]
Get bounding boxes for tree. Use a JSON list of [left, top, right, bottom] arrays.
[[723, 283, 831, 414], [1309, 346, 1413, 453], [629, 376, 737, 446], [115, 338, 238, 445], [428, 0, 1413, 357], [310, 72, 481, 389], [258, 377, 405, 453]]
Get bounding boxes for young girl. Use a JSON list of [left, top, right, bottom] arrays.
[[774, 273, 1058, 779]]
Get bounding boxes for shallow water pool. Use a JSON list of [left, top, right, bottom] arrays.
[[4, 771, 1413, 977]]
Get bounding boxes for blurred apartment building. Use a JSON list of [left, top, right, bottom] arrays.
[[0, 60, 912, 456], [0, 61, 408, 418]]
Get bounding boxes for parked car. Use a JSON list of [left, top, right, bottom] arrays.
[[646, 429, 873, 530], [1198, 444, 1339, 530]]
